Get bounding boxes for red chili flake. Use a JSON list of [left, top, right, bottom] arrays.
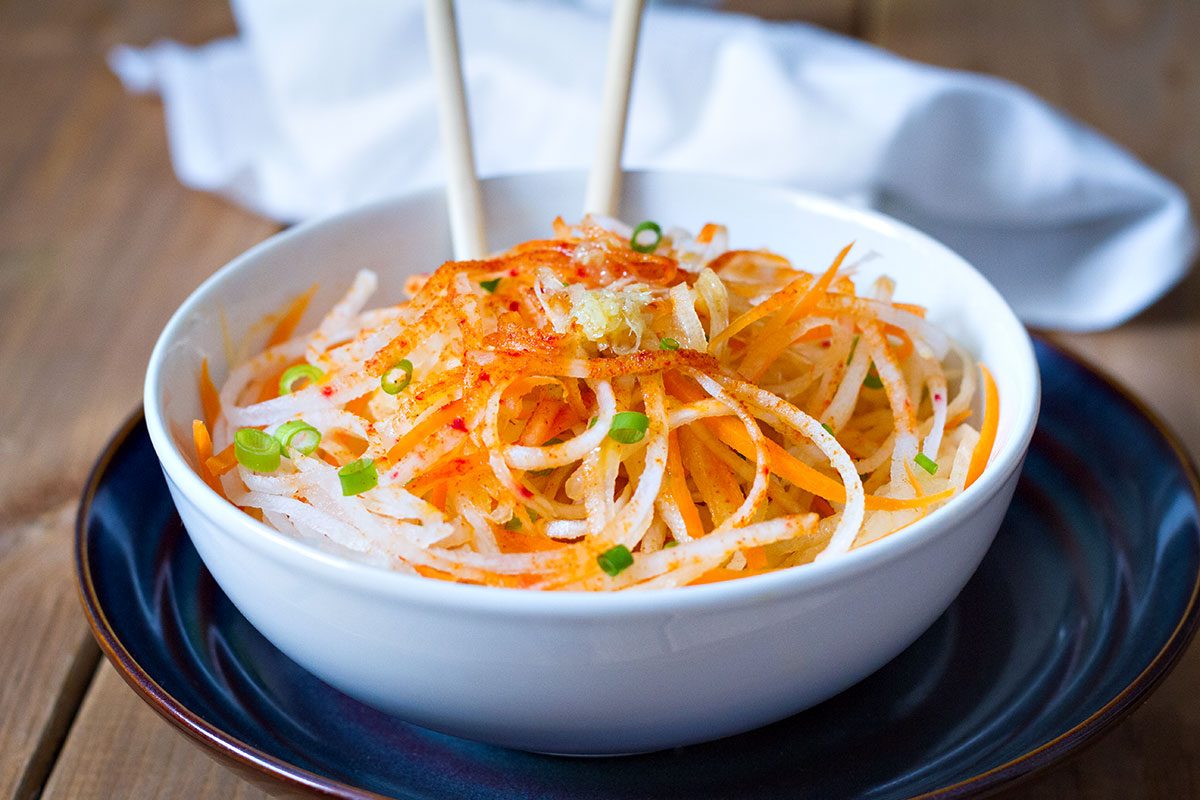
[[821, 340, 831, 348], [450, 417, 468, 432], [508, 268, 519, 277], [517, 486, 534, 499], [320, 386, 334, 397], [478, 371, 490, 382], [576, 267, 587, 278], [933, 393, 943, 402], [761, 465, 770, 476], [508, 301, 520, 312]]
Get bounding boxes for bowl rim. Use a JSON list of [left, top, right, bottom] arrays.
[[143, 169, 1041, 615]]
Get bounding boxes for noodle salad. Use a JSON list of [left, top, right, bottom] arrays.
[[190, 217, 999, 591]]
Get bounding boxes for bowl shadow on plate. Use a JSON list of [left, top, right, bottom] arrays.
[[159, 471, 1077, 800], [122, 457, 1068, 800]]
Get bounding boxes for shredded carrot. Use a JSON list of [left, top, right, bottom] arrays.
[[893, 302, 927, 318], [384, 400, 464, 466], [695, 223, 720, 244], [783, 241, 854, 324], [406, 450, 486, 495], [427, 481, 448, 511], [666, 372, 953, 511], [681, 428, 744, 525], [743, 545, 768, 570], [666, 430, 706, 540], [192, 419, 213, 464], [545, 403, 583, 443], [198, 358, 221, 430], [518, 393, 564, 446], [690, 566, 777, 585], [903, 461, 927, 497], [191, 420, 222, 493], [414, 564, 460, 582], [206, 444, 238, 477], [709, 275, 813, 355], [266, 284, 317, 348], [965, 364, 999, 488], [944, 407, 973, 429], [495, 526, 566, 553], [735, 242, 854, 379]]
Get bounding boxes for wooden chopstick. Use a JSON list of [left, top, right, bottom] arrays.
[[584, 0, 646, 218], [424, 0, 487, 260]]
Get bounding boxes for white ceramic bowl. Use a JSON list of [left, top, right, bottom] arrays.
[[144, 171, 1039, 755]]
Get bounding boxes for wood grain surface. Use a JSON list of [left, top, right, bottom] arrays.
[[1, 0, 1196, 798]]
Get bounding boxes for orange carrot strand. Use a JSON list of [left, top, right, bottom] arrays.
[[198, 359, 221, 430], [965, 364, 999, 488], [266, 284, 318, 348]]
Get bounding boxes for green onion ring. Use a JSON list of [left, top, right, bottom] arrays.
[[381, 359, 414, 395], [274, 420, 322, 456], [630, 221, 662, 254], [278, 363, 324, 395], [338, 458, 378, 496], [597, 544, 634, 577], [234, 428, 281, 473], [608, 411, 650, 444]]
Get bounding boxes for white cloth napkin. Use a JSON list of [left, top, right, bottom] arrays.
[[110, 0, 1195, 331]]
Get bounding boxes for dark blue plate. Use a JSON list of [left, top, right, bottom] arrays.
[[77, 339, 1200, 799]]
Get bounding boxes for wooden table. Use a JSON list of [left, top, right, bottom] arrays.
[[2, 1, 1197, 797]]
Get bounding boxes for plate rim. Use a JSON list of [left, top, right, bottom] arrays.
[[75, 336, 1200, 800]]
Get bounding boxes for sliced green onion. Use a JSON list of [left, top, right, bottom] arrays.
[[821, 423, 834, 435], [543, 437, 564, 445], [274, 420, 321, 455], [381, 359, 414, 395], [914, 453, 939, 476], [588, 416, 598, 429], [863, 369, 884, 390], [630, 221, 662, 254], [234, 428, 281, 473], [278, 364, 324, 395], [530, 467, 555, 477], [608, 411, 650, 444], [597, 544, 634, 577], [664, 540, 678, 549], [846, 335, 860, 366], [479, 278, 501, 293], [659, 337, 680, 351], [338, 458, 378, 496]]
